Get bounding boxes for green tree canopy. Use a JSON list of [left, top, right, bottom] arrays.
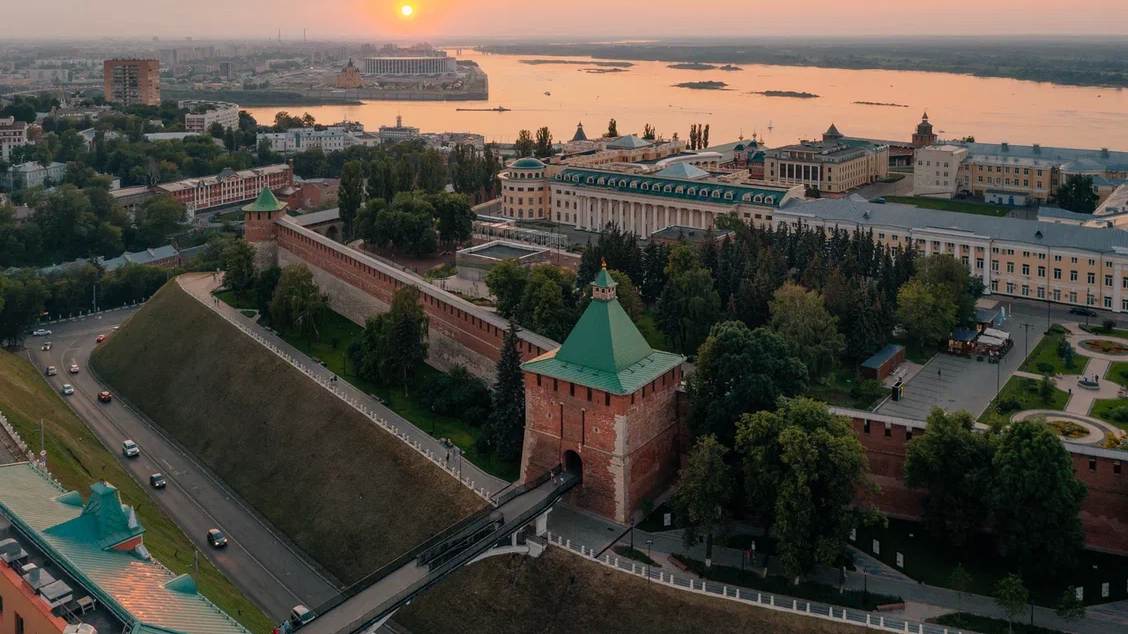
[[533, 126, 553, 158], [657, 245, 721, 355], [904, 408, 996, 550], [1055, 174, 1098, 214], [994, 573, 1029, 634], [220, 238, 256, 294], [768, 283, 845, 380], [269, 264, 328, 341], [735, 398, 872, 579], [484, 321, 526, 462], [672, 435, 731, 567], [990, 418, 1086, 579], [337, 160, 365, 240], [687, 320, 807, 445], [896, 277, 957, 349], [514, 129, 535, 158]]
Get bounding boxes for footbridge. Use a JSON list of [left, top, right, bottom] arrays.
[[288, 468, 578, 634]]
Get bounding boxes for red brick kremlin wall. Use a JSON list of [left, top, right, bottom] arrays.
[[273, 218, 556, 379], [265, 219, 1128, 548], [834, 408, 1128, 555]]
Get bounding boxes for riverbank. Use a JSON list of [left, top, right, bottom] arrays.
[[481, 39, 1128, 88]]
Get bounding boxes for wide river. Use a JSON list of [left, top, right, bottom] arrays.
[[247, 50, 1128, 149]]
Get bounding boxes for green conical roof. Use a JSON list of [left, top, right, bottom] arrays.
[[522, 265, 684, 394], [242, 187, 285, 213]]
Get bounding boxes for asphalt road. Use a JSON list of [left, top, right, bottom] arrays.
[[24, 311, 338, 624]]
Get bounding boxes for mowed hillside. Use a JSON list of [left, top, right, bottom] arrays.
[[90, 281, 483, 584], [397, 550, 856, 634]]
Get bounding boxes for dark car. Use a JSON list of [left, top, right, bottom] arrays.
[[149, 473, 167, 489], [98, 391, 113, 403], [206, 528, 228, 548], [1070, 307, 1098, 317]]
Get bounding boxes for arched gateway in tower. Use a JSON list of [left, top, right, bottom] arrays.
[[519, 263, 686, 524]]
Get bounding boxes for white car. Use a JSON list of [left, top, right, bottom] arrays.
[[121, 440, 140, 458], [68, 363, 80, 374], [45, 366, 58, 377], [32, 328, 52, 337], [61, 384, 75, 396]]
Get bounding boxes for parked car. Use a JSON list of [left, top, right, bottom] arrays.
[[97, 391, 113, 403], [1070, 307, 1098, 318], [288, 605, 316, 626], [206, 528, 228, 548], [95, 334, 107, 343], [68, 363, 80, 374], [121, 440, 140, 458], [32, 328, 51, 337], [61, 384, 75, 396], [149, 473, 166, 489], [45, 366, 58, 376]]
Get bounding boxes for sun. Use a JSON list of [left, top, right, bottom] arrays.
[[400, 4, 414, 17]]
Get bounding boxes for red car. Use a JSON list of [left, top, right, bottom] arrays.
[[96, 334, 107, 343], [97, 391, 112, 403]]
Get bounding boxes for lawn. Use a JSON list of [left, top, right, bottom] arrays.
[[1106, 361, 1128, 386], [853, 517, 1128, 606], [0, 350, 273, 633], [92, 282, 484, 584], [885, 196, 1010, 217], [1080, 324, 1128, 340], [395, 549, 858, 634], [978, 376, 1068, 428], [1090, 398, 1128, 431], [272, 309, 519, 481], [929, 613, 1064, 634], [214, 288, 256, 310], [1020, 325, 1086, 376], [671, 554, 902, 611]]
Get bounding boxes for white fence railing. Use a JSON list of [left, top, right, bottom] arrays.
[[196, 293, 499, 503], [545, 533, 972, 634], [0, 411, 45, 469]]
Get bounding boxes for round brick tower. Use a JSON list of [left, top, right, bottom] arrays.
[[242, 186, 287, 270]]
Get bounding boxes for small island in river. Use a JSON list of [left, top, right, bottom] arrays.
[[750, 90, 819, 99], [521, 59, 634, 68], [668, 62, 716, 70], [673, 81, 729, 90], [854, 100, 911, 108], [583, 68, 628, 74], [719, 64, 743, 71]]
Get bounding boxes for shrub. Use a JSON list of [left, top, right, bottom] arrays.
[[996, 398, 1022, 414], [1103, 319, 1117, 333], [1106, 406, 1128, 424], [420, 365, 492, 426], [1048, 324, 1067, 335], [1036, 362, 1055, 374], [850, 378, 886, 404]]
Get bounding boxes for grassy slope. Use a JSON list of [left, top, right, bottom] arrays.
[[90, 281, 483, 583], [0, 350, 273, 633], [397, 550, 856, 634]]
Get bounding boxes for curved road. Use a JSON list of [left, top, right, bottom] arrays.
[[25, 311, 338, 624]]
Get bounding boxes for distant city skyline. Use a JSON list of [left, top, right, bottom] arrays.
[[9, 0, 1128, 39]]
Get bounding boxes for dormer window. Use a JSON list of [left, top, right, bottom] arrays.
[[686, 187, 696, 196], [664, 184, 673, 193], [675, 186, 684, 194], [724, 191, 734, 200], [742, 193, 752, 202]]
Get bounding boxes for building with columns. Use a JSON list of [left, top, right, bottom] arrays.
[[763, 124, 890, 194], [520, 264, 686, 523], [549, 163, 803, 235]]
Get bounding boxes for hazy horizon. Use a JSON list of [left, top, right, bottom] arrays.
[[8, 0, 1128, 40]]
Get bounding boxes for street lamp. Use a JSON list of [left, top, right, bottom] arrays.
[[646, 539, 653, 582], [1023, 323, 1031, 359]]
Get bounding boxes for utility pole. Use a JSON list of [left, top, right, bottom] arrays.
[[1024, 323, 1031, 358]]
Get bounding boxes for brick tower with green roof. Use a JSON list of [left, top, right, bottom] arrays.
[[520, 261, 686, 523], [243, 186, 287, 269]]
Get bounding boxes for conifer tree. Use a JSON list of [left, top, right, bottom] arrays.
[[488, 321, 527, 462]]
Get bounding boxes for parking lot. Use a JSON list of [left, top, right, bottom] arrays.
[[877, 310, 1046, 420]]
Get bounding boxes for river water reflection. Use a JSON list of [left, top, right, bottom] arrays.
[[247, 50, 1128, 149]]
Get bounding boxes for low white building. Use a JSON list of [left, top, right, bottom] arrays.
[[179, 100, 240, 133], [257, 126, 359, 154], [2, 161, 67, 190], [0, 116, 28, 161], [912, 144, 967, 198]]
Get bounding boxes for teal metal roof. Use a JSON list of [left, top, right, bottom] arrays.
[[522, 267, 683, 394], [510, 157, 546, 169], [557, 167, 790, 209], [0, 463, 249, 634], [242, 187, 285, 213], [654, 162, 709, 180]]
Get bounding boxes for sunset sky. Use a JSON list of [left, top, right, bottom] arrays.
[[12, 0, 1128, 40]]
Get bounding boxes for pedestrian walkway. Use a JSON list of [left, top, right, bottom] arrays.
[[176, 273, 510, 496]]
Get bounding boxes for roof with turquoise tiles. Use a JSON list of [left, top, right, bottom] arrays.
[[0, 462, 249, 634], [556, 166, 793, 209], [522, 264, 683, 394]]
